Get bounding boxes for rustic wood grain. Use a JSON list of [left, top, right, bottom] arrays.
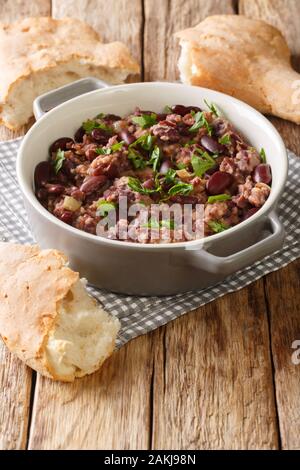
[[239, 0, 300, 450], [29, 335, 154, 449], [152, 282, 279, 449], [0, 343, 32, 449], [143, 0, 236, 81], [0, 0, 51, 450], [265, 263, 300, 450], [52, 0, 143, 69], [0, 0, 299, 451], [239, 0, 300, 71]]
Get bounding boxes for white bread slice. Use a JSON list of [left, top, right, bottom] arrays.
[[0, 243, 120, 382], [0, 17, 140, 130], [175, 15, 300, 124]]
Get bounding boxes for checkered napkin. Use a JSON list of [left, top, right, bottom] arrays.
[[0, 138, 299, 347]]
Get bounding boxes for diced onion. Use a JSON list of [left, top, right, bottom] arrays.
[[63, 196, 82, 212]]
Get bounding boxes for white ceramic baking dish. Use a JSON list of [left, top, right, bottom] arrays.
[[17, 79, 287, 295]]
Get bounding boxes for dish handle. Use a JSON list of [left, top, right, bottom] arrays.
[[183, 211, 285, 275], [33, 77, 110, 120]]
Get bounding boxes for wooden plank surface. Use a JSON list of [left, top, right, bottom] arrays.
[[0, 0, 51, 450], [239, 0, 300, 450], [0, 0, 299, 450]]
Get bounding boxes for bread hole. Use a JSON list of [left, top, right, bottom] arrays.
[[4, 294, 8, 298], [21, 27, 30, 33], [65, 290, 74, 302]]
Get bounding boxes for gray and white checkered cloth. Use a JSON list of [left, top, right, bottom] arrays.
[[0, 138, 299, 347]]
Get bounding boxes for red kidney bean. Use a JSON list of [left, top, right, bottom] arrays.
[[177, 123, 191, 136], [103, 114, 121, 122], [46, 184, 65, 195], [120, 129, 135, 145], [200, 135, 224, 154], [49, 137, 74, 155], [243, 207, 259, 220], [36, 188, 48, 200], [91, 128, 108, 142], [253, 164, 272, 184], [74, 126, 85, 142], [206, 171, 233, 195], [156, 113, 167, 121], [171, 105, 189, 116], [142, 178, 155, 190], [59, 211, 73, 224], [186, 105, 202, 113], [80, 175, 107, 194], [70, 188, 85, 200], [62, 159, 76, 176], [159, 160, 172, 175], [34, 161, 52, 188]]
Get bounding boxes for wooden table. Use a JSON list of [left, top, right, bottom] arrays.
[[0, 0, 299, 450]]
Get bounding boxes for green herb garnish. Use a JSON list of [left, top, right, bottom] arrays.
[[128, 149, 147, 169], [208, 220, 229, 233], [189, 111, 213, 135], [207, 194, 231, 204], [164, 105, 173, 113], [111, 141, 124, 152], [142, 218, 175, 230], [260, 148, 267, 163], [130, 134, 155, 151], [164, 168, 177, 184], [168, 182, 193, 196], [149, 145, 161, 172], [96, 141, 124, 156], [54, 149, 65, 174], [204, 99, 219, 117], [191, 152, 215, 177], [97, 200, 116, 217], [184, 140, 196, 147], [82, 119, 113, 134], [96, 147, 111, 155], [96, 113, 105, 119], [176, 162, 187, 170], [131, 113, 157, 129], [218, 134, 231, 145], [127, 177, 160, 194]]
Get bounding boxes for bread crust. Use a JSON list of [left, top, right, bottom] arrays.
[[0, 243, 78, 379], [0, 17, 140, 129], [175, 15, 300, 123]]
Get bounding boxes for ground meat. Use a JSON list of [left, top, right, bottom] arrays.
[[36, 104, 272, 242]]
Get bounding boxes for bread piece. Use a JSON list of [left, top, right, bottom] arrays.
[[175, 15, 300, 124], [0, 243, 120, 382], [0, 16, 140, 130]]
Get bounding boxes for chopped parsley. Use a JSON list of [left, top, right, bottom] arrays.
[[208, 220, 229, 233], [189, 111, 213, 135], [148, 145, 161, 172], [131, 113, 157, 129], [176, 162, 187, 170], [164, 105, 173, 113], [96, 113, 105, 119], [207, 194, 231, 204], [164, 168, 177, 184], [191, 151, 216, 177], [168, 182, 193, 196], [260, 148, 267, 163], [53, 149, 65, 174], [204, 99, 219, 117], [96, 141, 125, 155], [82, 119, 113, 134], [218, 134, 231, 145], [128, 148, 147, 169], [96, 200, 116, 217], [127, 177, 161, 194], [142, 219, 175, 230], [130, 134, 155, 151]]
